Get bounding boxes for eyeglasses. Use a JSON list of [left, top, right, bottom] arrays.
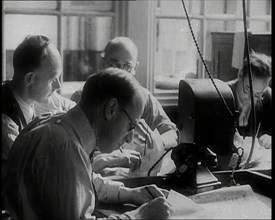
[[103, 59, 134, 73], [121, 109, 136, 131]]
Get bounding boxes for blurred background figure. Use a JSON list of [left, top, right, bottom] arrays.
[[227, 51, 271, 149]]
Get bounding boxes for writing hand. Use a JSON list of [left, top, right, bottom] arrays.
[[258, 134, 271, 149], [126, 197, 174, 219]]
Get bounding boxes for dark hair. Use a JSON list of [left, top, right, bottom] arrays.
[[13, 35, 51, 78], [80, 67, 140, 109], [242, 50, 271, 78]]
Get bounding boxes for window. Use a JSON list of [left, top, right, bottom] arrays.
[[127, 0, 271, 105], [2, 0, 126, 98], [62, 16, 113, 81]]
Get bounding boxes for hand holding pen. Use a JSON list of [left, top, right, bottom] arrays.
[[128, 184, 169, 206]]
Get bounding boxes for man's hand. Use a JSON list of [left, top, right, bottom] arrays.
[[113, 149, 142, 171], [126, 197, 174, 219], [133, 119, 154, 149], [119, 184, 169, 206], [92, 149, 141, 173], [258, 134, 271, 149]]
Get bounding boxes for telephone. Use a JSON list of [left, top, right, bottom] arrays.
[[166, 143, 219, 189]]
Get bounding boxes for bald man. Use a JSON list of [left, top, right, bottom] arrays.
[[72, 37, 178, 176]]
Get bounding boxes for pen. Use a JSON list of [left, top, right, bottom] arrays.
[[145, 186, 154, 199]]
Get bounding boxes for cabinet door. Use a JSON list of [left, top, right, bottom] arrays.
[[213, 44, 238, 81], [212, 33, 238, 82]]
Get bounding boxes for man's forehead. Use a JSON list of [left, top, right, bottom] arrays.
[[105, 43, 137, 62]]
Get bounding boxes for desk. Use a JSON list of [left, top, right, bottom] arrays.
[[95, 169, 271, 217]]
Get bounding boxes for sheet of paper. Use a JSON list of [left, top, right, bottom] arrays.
[[239, 137, 271, 169], [189, 185, 271, 219], [232, 134, 271, 170], [167, 190, 214, 219]]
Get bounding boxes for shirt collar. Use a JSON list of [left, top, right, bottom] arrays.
[[65, 105, 96, 155], [12, 89, 34, 124]]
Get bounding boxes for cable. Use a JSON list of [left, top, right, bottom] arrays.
[[241, 0, 256, 169], [180, 0, 234, 119], [180, 0, 258, 170], [147, 147, 174, 177]]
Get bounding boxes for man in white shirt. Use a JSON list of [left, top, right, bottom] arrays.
[[3, 68, 173, 220], [2, 35, 62, 172], [34, 91, 76, 115]]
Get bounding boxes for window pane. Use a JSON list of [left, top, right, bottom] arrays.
[[249, 0, 269, 16], [225, 0, 237, 15], [62, 16, 114, 81], [157, 0, 190, 16], [235, 21, 244, 32], [191, 0, 202, 15], [225, 21, 236, 32], [207, 20, 226, 32], [4, 15, 57, 80], [249, 21, 269, 32], [3, 0, 57, 10], [62, 1, 113, 11], [205, 0, 226, 14], [155, 19, 201, 88]]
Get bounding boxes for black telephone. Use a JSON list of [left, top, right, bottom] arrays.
[[166, 143, 218, 187]]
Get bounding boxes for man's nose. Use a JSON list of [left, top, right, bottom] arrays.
[[124, 130, 134, 144], [53, 78, 61, 90]]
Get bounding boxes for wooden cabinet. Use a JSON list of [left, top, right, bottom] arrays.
[[211, 32, 238, 82], [210, 32, 271, 82]]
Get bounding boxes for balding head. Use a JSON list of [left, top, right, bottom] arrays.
[[102, 37, 139, 75], [79, 67, 146, 153]]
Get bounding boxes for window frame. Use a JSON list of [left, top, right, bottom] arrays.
[[127, 0, 271, 106], [2, 0, 127, 85]]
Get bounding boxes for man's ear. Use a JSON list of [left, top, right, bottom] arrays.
[[104, 98, 119, 121], [24, 72, 35, 87]]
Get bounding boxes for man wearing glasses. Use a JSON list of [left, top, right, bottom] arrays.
[[3, 68, 173, 220], [227, 51, 272, 149], [85, 37, 179, 176]]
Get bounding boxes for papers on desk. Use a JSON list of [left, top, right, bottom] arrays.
[[239, 137, 271, 170], [232, 135, 271, 170], [167, 185, 271, 219], [167, 190, 215, 219]]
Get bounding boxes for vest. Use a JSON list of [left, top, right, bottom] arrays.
[[2, 81, 27, 132]]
